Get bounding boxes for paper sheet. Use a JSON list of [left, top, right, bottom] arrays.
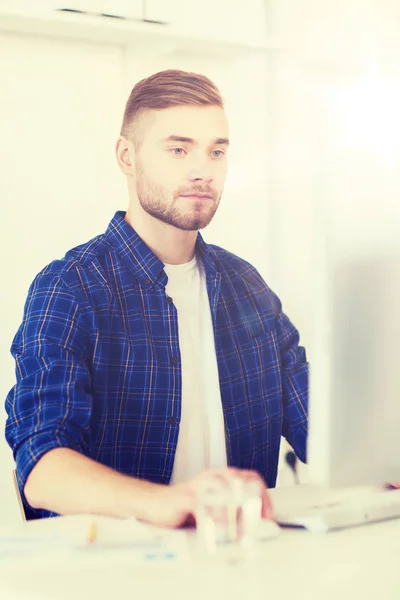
[[0, 514, 191, 566]]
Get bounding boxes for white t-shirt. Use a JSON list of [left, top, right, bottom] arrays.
[[164, 255, 227, 484]]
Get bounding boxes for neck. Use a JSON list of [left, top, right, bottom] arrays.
[[125, 203, 198, 266]]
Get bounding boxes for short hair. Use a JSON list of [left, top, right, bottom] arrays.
[[120, 69, 224, 147]]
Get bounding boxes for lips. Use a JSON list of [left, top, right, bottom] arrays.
[[180, 193, 212, 199]]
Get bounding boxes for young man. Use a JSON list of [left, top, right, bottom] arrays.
[[5, 69, 308, 525]]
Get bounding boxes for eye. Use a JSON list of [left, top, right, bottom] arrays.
[[211, 150, 224, 158], [170, 148, 186, 156]]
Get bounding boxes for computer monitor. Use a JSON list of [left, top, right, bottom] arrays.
[[306, 178, 400, 489]]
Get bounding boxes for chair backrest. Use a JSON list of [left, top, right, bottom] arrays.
[[12, 470, 26, 522]]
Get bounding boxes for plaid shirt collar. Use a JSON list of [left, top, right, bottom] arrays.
[[105, 210, 218, 287]]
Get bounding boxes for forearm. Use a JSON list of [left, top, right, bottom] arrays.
[[24, 447, 159, 520]]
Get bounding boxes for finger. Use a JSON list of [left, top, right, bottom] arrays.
[[232, 471, 274, 519], [193, 468, 240, 489], [219, 469, 274, 519], [194, 468, 272, 516], [261, 487, 274, 520], [232, 472, 273, 518]]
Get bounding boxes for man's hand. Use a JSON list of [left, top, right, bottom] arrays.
[[23, 449, 272, 526], [140, 467, 273, 529]]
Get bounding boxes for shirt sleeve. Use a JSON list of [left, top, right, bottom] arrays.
[[276, 310, 309, 463], [5, 272, 92, 507]]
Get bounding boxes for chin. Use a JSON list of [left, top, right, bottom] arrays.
[[154, 204, 218, 231], [178, 211, 216, 231], [173, 221, 204, 232]]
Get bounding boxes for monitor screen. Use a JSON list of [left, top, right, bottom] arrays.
[[307, 167, 400, 488]]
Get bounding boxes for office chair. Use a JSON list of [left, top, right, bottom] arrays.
[[12, 469, 26, 521], [12, 470, 43, 520]]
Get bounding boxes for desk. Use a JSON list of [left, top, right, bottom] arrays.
[[1, 489, 400, 600]]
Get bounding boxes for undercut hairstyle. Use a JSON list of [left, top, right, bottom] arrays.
[[120, 69, 224, 149]]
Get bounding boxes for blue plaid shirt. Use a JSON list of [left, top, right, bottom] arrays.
[[5, 211, 308, 518]]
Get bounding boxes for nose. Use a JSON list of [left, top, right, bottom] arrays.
[[187, 159, 213, 184], [188, 172, 213, 184]]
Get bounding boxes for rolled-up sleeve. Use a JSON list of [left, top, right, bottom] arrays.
[[5, 272, 92, 505], [276, 310, 309, 463]]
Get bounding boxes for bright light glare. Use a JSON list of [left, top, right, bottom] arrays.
[[335, 66, 400, 165]]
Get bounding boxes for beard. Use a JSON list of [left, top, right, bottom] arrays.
[[134, 159, 222, 231]]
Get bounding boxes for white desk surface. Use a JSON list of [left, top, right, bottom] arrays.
[[1, 486, 400, 600]]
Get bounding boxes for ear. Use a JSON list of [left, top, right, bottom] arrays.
[[115, 136, 135, 175]]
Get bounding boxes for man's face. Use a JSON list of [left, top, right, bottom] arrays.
[[132, 105, 229, 231]]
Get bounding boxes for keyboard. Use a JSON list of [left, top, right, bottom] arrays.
[[274, 487, 400, 533]]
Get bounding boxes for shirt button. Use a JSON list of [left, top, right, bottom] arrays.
[[169, 416, 178, 424], [171, 356, 178, 365], [166, 295, 173, 304], [144, 279, 151, 285]]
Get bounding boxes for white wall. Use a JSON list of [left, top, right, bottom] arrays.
[[0, 22, 270, 520], [0, 33, 127, 520], [266, 0, 400, 357]]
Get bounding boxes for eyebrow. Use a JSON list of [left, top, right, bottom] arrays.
[[162, 135, 230, 146]]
